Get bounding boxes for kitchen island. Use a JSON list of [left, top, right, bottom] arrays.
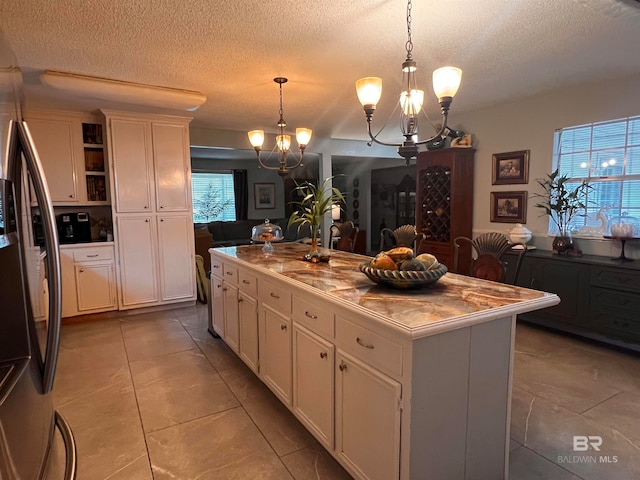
[[209, 243, 559, 480]]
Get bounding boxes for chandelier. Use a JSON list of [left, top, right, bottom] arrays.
[[248, 77, 312, 177], [355, 0, 462, 165]]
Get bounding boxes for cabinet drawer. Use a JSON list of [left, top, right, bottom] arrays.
[[259, 280, 292, 315], [223, 264, 238, 285], [210, 257, 223, 276], [72, 247, 113, 262], [336, 317, 402, 378], [293, 296, 334, 339], [591, 267, 640, 293], [590, 287, 640, 311], [238, 269, 257, 296], [590, 309, 640, 339]]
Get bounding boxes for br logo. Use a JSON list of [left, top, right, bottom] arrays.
[[573, 436, 602, 451]]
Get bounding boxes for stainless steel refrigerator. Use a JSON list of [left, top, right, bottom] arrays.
[[0, 29, 76, 479]]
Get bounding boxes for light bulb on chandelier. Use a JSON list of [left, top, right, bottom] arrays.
[[248, 77, 312, 177], [355, 0, 463, 165]]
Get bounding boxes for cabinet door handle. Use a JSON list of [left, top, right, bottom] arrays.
[[356, 337, 374, 349], [222, 287, 227, 292], [144, 205, 149, 209], [160, 219, 164, 222], [280, 324, 287, 331], [305, 311, 318, 319], [145, 219, 150, 223], [69, 194, 74, 198], [270, 292, 280, 299], [339, 361, 347, 371], [213, 265, 220, 269], [86, 254, 99, 258], [238, 298, 243, 303], [78, 269, 85, 273], [320, 352, 327, 359], [226, 272, 233, 276], [217, 284, 222, 288], [160, 205, 165, 209], [242, 279, 250, 284]]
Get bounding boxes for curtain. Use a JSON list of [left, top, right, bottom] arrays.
[[233, 169, 248, 220]]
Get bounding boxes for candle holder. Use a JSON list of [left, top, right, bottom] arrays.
[[604, 235, 637, 262]]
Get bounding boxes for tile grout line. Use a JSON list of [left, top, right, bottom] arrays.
[[183, 314, 300, 478], [118, 318, 157, 480]]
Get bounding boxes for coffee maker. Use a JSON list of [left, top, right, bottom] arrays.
[[56, 212, 92, 244], [56, 213, 75, 244], [75, 212, 92, 243]]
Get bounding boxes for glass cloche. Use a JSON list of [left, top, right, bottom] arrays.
[[251, 219, 284, 253]]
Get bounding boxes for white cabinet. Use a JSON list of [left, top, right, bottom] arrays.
[[211, 246, 534, 480], [336, 350, 401, 480], [157, 214, 196, 302], [211, 274, 225, 337], [60, 244, 117, 317], [104, 110, 195, 310], [27, 117, 80, 204], [75, 263, 116, 312], [293, 323, 334, 449], [116, 215, 158, 307], [105, 113, 191, 213], [223, 283, 239, 352], [238, 290, 259, 373], [108, 118, 153, 213], [259, 278, 293, 405], [152, 123, 190, 211], [26, 112, 110, 205], [260, 305, 292, 406], [238, 269, 259, 373], [210, 258, 225, 336]]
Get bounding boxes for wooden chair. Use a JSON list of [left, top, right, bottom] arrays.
[[453, 232, 526, 284], [379, 224, 425, 253], [330, 221, 359, 252]]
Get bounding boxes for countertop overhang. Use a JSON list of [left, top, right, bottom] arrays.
[[210, 243, 560, 339]]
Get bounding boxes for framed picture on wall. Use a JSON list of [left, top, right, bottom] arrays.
[[254, 182, 276, 209], [490, 191, 527, 223], [492, 150, 530, 185]]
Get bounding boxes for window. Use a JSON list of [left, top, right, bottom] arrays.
[[191, 172, 236, 223], [553, 115, 640, 234]]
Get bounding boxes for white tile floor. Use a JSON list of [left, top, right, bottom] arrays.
[[51, 303, 640, 479]]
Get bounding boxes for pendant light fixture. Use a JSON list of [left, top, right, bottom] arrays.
[[355, 0, 462, 165], [248, 77, 312, 177]]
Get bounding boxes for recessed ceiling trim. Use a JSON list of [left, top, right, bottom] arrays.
[[40, 70, 207, 111]]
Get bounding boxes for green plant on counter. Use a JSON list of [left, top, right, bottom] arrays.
[[288, 176, 345, 259]]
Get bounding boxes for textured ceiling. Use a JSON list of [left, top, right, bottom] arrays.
[[1, 0, 640, 144]]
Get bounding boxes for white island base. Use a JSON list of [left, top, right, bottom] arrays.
[[209, 244, 559, 480]]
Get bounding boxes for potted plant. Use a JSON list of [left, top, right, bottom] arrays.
[[288, 176, 345, 262], [533, 168, 591, 254]]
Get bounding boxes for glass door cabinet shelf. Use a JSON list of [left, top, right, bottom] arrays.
[[82, 123, 108, 203], [416, 148, 475, 274]]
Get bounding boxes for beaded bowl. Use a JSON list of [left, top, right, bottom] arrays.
[[359, 262, 448, 289]]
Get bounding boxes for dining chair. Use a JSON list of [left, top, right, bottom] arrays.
[[453, 232, 526, 284], [330, 221, 359, 252], [379, 224, 425, 253]]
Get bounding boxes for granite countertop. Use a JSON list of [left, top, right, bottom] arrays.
[[212, 243, 560, 338]]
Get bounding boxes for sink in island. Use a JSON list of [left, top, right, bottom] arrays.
[[209, 243, 559, 480]]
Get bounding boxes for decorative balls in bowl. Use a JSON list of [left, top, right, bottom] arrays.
[[359, 248, 447, 289]]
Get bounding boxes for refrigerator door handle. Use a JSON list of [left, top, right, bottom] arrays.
[[55, 411, 77, 480], [16, 121, 62, 394]]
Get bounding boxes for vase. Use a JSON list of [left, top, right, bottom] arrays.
[[509, 223, 532, 245], [303, 227, 330, 263], [552, 229, 574, 255]]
